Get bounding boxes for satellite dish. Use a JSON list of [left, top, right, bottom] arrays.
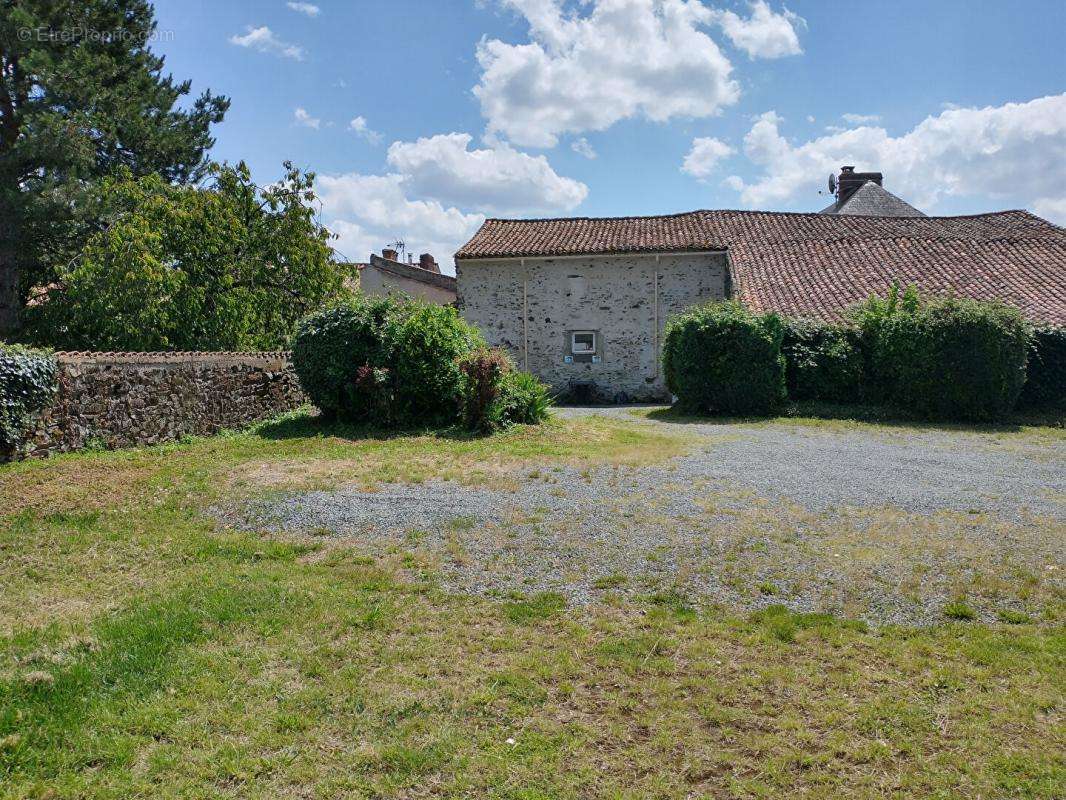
[[828, 173, 837, 195]]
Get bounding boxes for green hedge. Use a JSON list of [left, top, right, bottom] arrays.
[[292, 296, 488, 428], [781, 319, 863, 403], [663, 301, 785, 415], [0, 344, 58, 457], [1019, 327, 1066, 411], [858, 294, 1031, 421]]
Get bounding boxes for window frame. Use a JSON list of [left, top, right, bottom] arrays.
[[571, 330, 597, 355]]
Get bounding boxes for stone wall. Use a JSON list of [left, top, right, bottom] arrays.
[[15, 351, 306, 460], [457, 252, 728, 401]]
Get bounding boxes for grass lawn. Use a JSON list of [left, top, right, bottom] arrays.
[[1, 411, 1063, 798]]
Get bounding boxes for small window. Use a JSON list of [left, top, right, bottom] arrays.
[[571, 331, 596, 354]]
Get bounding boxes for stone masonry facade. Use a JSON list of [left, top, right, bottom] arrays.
[[15, 351, 306, 460], [457, 252, 727, 401]]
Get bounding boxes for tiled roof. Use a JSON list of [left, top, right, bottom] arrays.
[[456, 209, 1066, 325], [819, 181, 925, 217], [455, 211, 725, 258]]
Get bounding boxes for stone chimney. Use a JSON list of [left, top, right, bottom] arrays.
[[418, 253, 440, 273], [381, 247, 399, 262], [836, 165, 883, 203]]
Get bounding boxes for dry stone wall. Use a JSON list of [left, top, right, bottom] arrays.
[[15, 351, 306, 460]]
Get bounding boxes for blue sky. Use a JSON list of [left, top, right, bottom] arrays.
[[152, 0, 1066, 268]]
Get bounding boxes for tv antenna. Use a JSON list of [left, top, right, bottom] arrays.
[[827, 173, 837, 196], [389, 239, 406, 260]]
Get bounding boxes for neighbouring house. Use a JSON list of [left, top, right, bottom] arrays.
[[819, 166, 925, 217], [357, 248, 457, 305], [456, 167, 1066, 402]]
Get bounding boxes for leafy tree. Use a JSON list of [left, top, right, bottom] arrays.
[[24, 162, 349, 351], [0, 0, 228, 337]]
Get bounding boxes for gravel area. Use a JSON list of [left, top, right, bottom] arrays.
[[218, 407, 1065, 626]]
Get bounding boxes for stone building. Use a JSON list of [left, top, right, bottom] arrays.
[[456, 168, 1065, 402], [357, 248, 457, 305]]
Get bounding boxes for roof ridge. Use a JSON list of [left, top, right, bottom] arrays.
[[480, 208, 1042, 224]]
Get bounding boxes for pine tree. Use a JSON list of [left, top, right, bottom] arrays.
[[0, 0, 228, 337]]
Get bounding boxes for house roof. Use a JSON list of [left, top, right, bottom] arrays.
[[456, 209, 1066, 325], [364, 253, 457, 292], [819, 180, 925, 217]]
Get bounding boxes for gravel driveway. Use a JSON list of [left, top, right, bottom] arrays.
[[221, 407, 1065, 626]]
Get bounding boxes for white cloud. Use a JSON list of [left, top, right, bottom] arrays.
[[1032, 197, 1066, 225], [318, 173, 484, 269], [806, 114, 815, 123], [286, 2, 320, 16], [385, 132, 588, 215], [681, 136, 735, 178], [841, 112, 881, 125], [229, 26, 304, 60], [319, 131, 589, 265], [349, 116, 382, 144], [729, 94, 1066, 213], [474, 0, 740, 147], [293, 107, 320, 129], [571, 137, 597, 159], [711, 1, 804, 59]]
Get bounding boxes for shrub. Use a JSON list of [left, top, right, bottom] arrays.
[[291, 297, 402, 421], [0, 345, 58, 457], [851, 283, 921, 400], [459, 347, 552, 432], [662, 300, 786, 415], [292, 296, 484, 427], [867, 295, 1031, 421], [387, 303, 484, 426], [496, 370, 553, 427], [1019, 327, 1066, 411], [781, 319, 863, 402]]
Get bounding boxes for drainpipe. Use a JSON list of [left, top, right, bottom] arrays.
[[653, 256, 660, 380], [521, 259, 528, 371]]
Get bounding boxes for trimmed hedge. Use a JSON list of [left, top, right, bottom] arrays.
[[663, 301, 786, 415], [292, 296, 483, 426], [860, 295, 1031, 422], [781, 319, 863, 403], [0, 344, 58, 457], [1019, 327, 1066, 411]]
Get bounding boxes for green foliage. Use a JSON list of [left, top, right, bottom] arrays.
[[1018, 327, 1066, 411], [0, 344, 57, 456], [459, 347, 552, 432], [459, 347, 512, 431], [388, 303, 484, 426], [503, 592, 567, 624], [291, 297, 402, 421], [0, 0, 229, 335], [496, 370, 553, 428], [781, 319, 864, 402], [24, 163, 346, 350], [855, 288, 1031, 421], [292, 296, 483, 427], [662, 300, 786, 416], [944, 601, 978, 621]]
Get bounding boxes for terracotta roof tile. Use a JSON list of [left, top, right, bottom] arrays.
[[456, 209, 1066, 325]]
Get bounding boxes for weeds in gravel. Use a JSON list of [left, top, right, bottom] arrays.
[[945, 601, 979, 621]]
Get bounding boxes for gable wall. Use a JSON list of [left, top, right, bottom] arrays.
[[457, 252, 727, 401], [360, 263, 457, 305]]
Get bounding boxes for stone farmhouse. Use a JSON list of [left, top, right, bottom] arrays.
[[356, 247, 457, 305], [456, 167, 1066, 402]]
